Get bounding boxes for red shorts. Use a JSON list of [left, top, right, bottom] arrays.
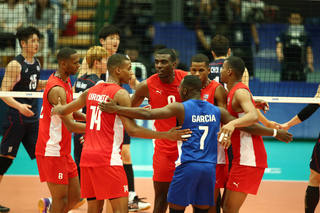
[[81, 166, 128, 200], [153, 150, 177, 182], [215, 164, 229, 188], [226, 164, 265, 195], [36, 155, 78, 185]]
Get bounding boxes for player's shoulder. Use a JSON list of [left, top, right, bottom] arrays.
[[6, 60, 21, 71], [175, 69, 188, 76]]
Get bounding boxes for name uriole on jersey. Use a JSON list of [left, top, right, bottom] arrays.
[[35, 74, 73, 157], [11, 54, 41, 121], [176, 99, 220, 166], [80, 83, 125, 167], [147, 69, 188, 154], [227, 82, 268, 168]]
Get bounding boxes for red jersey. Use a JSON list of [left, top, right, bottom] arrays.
[[147, 69, 188, 154], [201, 80, 227, 164], [201, 80, 220, 105], [227, 82, 268, 168], [80, 83, 124, 167], [36, 74, 73, 157]]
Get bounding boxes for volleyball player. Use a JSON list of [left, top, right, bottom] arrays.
[[0, 26, 45, 212], [51, 53, 191, 213], [98, 74, 292, 213], [36, 48, 86, 213], [77, 25, 120, 78], [73, 46, 106, 180], [189, 53, 227, 213], [279, 85, 320, 213], [219, 56, 269, 213], [122, 48, 187, 213], [209, 34, 249, 87], [78, 25, 148, 211]]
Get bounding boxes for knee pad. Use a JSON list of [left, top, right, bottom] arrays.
[[194, 207, 209, 213], [0, 156, 13, 175]]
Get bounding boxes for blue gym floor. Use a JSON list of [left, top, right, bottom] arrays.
[[4, 137, 314, 181]]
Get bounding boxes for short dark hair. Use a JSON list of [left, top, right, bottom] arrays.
[[191, 53, 209, 66], [182, 75, 202, 92], [107, 53, 130, 72], [57, 47, 77, 62], [226, 56, 245, 79], [16, 26, 41, 47], [154, 48, 177, 62], [210, 34, 230, 57], [98, 25, 120, 39]]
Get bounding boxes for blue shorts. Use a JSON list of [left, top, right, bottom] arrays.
[[167, 162, 216, 206]]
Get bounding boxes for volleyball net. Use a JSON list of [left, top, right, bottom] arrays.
[[0, 0, 320, 138]]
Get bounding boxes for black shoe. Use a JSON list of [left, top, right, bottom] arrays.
[[0, 205, 9, 212]]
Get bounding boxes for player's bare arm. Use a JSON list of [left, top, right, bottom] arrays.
[[221, 89, 258, 134], [214, 85, 227, 108], [219, 107, 292, 144], [131, 80, 149, 107], [72, 111, 86, 121], [0, 60, 34, 117], [99, 95, 183, 121], [280, 84, 320, 130], [241, 68, 249, 87], [48, 86, 86, 133], [36, 80, 47, 91], [52, 90, 88, 116], [114, 89, 190, 141]]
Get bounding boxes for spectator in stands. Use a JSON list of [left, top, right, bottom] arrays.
[[0, 0, 26, 50], [27, 0, 56, 55], [276, 12, 314, 81], [193, 0, 233, 59], [51, 0, 78, 36], [113, 0, 154, 59], [228, 0, 262, 77], [124, 40, 150, 80]]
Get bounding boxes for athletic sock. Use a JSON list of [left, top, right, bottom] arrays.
[[123, 164, 135, 192], [129, 191, 136, 203], [305, 186, 319, 213]]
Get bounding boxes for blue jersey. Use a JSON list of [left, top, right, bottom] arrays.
[[208, 58, 225, 83], [176, 99, 220, 165]]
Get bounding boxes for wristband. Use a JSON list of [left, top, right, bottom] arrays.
[[273, 129, 277, 137]]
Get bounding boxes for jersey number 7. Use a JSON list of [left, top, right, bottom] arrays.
[[199, 126, 208, 150]]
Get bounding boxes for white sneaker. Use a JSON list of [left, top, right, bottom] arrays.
[[128, 196, 151, 212]]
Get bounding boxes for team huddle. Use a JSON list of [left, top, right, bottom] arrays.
[[1, 24, 320, 213]]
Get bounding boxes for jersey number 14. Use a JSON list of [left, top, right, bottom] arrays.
[[89, 106, 102, 130]]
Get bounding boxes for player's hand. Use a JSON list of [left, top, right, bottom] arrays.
[[217, 129, 232, 149], [98, 97, 118, 113], [51, 97, 63, 116], [279, 122, 290, 130], [18, 104, 34, 117], [80, 135, 85, 144], [254, 99, 269, 113], [217, 123, 234, 149], [274, 129, 293, 143], [166, 126, 192, 141]]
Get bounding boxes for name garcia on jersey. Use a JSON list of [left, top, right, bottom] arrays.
[[192, 114, 216, 123]]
